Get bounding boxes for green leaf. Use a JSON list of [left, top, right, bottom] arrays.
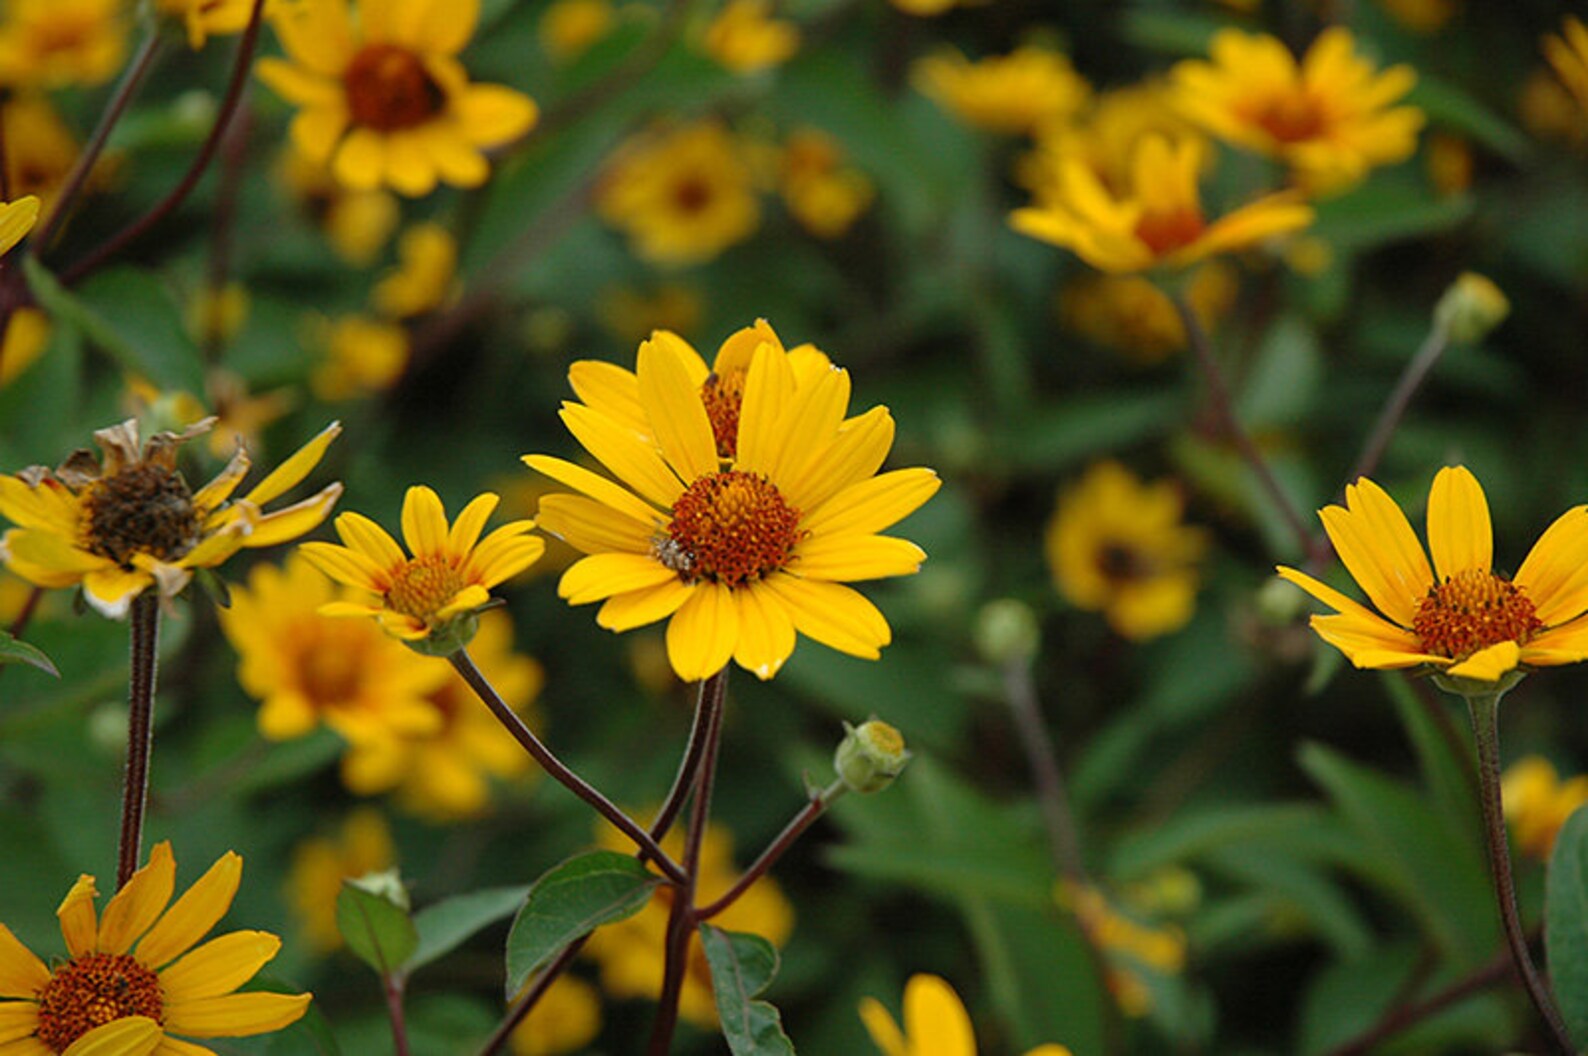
[[1546, 805, 1588, 1046], [997, 389, 1185, 473], [0, 632, 58, 677], [1380, 673, 1477, 833], [22, 259, 205, 393], [1407, 75, 1533, 165], [409, 885, 530, 973], [699, 925, 795, 1056], [1310, 183, 1473, 255], [1237, 315, 1323, 430], [504, 850, 661, 996], [336, 875, 418, 978]]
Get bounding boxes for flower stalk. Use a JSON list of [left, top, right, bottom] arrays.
[[697, 778, 845, 921], [117, 593, 161, 890]]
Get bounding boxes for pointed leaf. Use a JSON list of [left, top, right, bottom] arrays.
[[0, 631, 58, 677], [336, 874, 418, 977], [410, 885, 530, 972], [504, 851, 661, 996], [1546, 806, 1588, 1047], [699, 925, 795, 1056]]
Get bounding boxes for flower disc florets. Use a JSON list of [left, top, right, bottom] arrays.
[[700, 370, 747, 458], [659, 471, 803, 586], [343, 44, 443, 131], [81, 463, 201, 566], [1412, 569, 1542, 661], [35, 953, 164, 1052]]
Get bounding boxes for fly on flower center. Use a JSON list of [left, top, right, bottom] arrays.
[[1411, 568, 1544, 661], [655, 471, 803, 586], [700, 368, 748, 458], [35, 952, 164, 1052], [1134, 207, 1205, 257], [343, 44, 445, 132], [81, 463, 202, 566], [386, 554, 467, 620]]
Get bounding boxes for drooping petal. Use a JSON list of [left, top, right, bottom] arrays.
[[56, 875, 99, 959], [158, 931, 280, 1002], [1426, 466, 1493, 582], [134, 853, 242, 971], [189, 448, 252, 512], [99, 841, 176, 955], [162, 992, 312, 1038], [239, 485, 344, 549], [664, 581, 738, 680]]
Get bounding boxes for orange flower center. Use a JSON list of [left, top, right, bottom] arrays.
[[1250, 93, 1327, 143], [657, 471, 802, 586], [298, 626, 375, 703], [343, 44, 444, 132], [1411, 568, 1543, 660], [386, 555, 466, 620], [1096, 541, 1152, 584], [1134, 207, 1205, 258], [700, 369, 747, 459], [35, 953, 165, 1053], [671, 175, 713, 215], [82, 465, 201, 567]]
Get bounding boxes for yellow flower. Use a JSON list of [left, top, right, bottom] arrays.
[[219, 551, 450, 745], [184, 282, 250, 349], [309, 314, 410, 400], [153, 0, 258, 49], [595, 120, 761, 267], [913, 46, 1090, 137], [1010, 134, 1314, 273], [1046, 461, 1208, 641], [300, 485, 545, 644], [598, 283, 704, 346], [1519, 67, 1586, 146], [276, 146, 401, 265], [1503, 756, 1588, 861], [1544, 16, 1588, 118], [525, 322, 939, 681], [4, 97, 96, 218], [508, 973, 602, 1056], [1058, 261, 1237, 364], [585, 820, 792, 1028], [1277, 466, 1588, 682], [0, 842, 311, 1053], [0, 418, 341, 618], [702, 0, 799, 75], [372, 222, 459, 319], [286, 808, 397, 952], [860, 974, 1072, 1056], [0, 195, 40, 258], [1171, 27, 1424, 194], [1377, 0, 1457, 34], [1058, 878, 1187, 1018], [0, 307, 50, 388], [0, 0, 126, 90], [538, 0, 615, 63], [777, 127, 874, 239], [257, 0, 539, 196]]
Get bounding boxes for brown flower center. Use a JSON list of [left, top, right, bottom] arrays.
[[1412, 568, 1543, 661], [1251, 93, 1327, 143], [656, 471, 802, 586], [81, 464, 201, 567], [672, 176, 713, 215], [1134, 208, 1206, 258], [386, 555, 466, 620], [343, 44, 444, 132], [35, 953, 165, 1053], [1096, 542, 1151, 584], [298, 626, 374, 703], [700, 369, 747, 459]]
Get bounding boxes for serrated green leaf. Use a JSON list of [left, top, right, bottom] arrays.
[[410, 885, 530, 973], [1546, 806, 1588, 1047], [504, 850, 661, 996], [337, 878, 418, 978], [700, 925, 795, 1056], [0, 632, 58, 677]]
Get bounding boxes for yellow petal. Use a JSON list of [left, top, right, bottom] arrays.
[[521, 455, 664, 528], [734, 341, 798, 476], [464, 522, 543, 586], [242, 422, 341, 507], [767, 365, 849, 485], [240, 485, 344, 549], [190, 448, 252, 512], [445, 493, 499, 558], [333, 127, 386, 192], [1445, 640, 1521, 681], [793, 534, 925, 582], [158, 931, 280, 1002], [454, 84, 538, 147], [778, 406, 894, 513], [732, 581, 796, 680], [760, 574, 890, 659], [1309, 614, 1440, 668], [0, 1000, 40, 1045], [134, 853, 242, 971], [857, 997, 907, 1056], [904, 974, 974, 1056], [0, 923, 48, 998], [1426, 466, 1492, 581], [61, 1017, 162, 1056], [297, 541, 388, 594], [559, 403, 685, 509], [57, 874, 99, 959], [560, 553, 677, 605], [596, 578, 695, 632], [0, 196, 40, 257], [334, 511, 408, 568], [99, 842, 175, 955], [637, 336, 718, 485], [383, 129, 438, 198], [162, 992, 311, 1038], [400, 486, 450, 558], [1274, 566, 1414, 637], [569, 360, 646, 436], [1516, 506, 1588, 626], [535, 494, 652, 555], [665, 580, 738, 680], [802, 468, 941, 538], [412, 0, 477, 54]]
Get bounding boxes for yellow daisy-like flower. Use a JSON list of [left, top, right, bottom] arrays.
[[0, 0, 126, 90], [275, 145, 401, 265], [286, 808, 397, 952], [860, 974, 1072, 1056], [599, 283, 704, 346], [507, 973, 601, 1056], [1277, 466, 1588, 683], [0, 418, 341, 618], [300, 485, 545, 647], [1502, 756, 1588, 862], [1046, 460, 1208, 641], [1171, 27, 1424, 194], [309, 313, 410, 400], [1544, 16, 1588, 117], [913, 45, 1091, 137], [1010, 133, 1314, 273], [257, 0, 539, 196], [595, 120, 761, 267], [1058, 260, 1237, 365], [777, 128, 874, 240], [0, 842, 311, 1054], [1377, 0, 1457, 34], [372, 222, 459, 319], [525, 322, 939, 681], [538, 0, 615, 63], [4, 97, 95, 217], [0, 195, 40, 258], [702, 0, 799, 75]]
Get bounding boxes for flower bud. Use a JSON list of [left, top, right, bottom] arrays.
[[834, 719, 910, 794], [1257, 574, 1309, 626], [347, 867, 411, 911], [1434, 272, 1509, 344], [973, 598, 1040, 664]]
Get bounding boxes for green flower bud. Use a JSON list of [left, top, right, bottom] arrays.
[[974, 598, 1041, 664], [1434, 272, 1509, 344], [405, 610, 480, 656], [835, 719, 911, 794], [1257, 574, 1309, 626], [347, 867, 411, 911]]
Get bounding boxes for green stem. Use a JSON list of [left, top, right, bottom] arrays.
[[117, 593, 161, 890], [1466, 691, 1575, 1053]]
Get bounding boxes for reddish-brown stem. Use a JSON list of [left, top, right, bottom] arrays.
[[473, 937, 589, 1056], [117, 594, 160, 890], [384, 975, 412, 1056], [1323, 943, 1522, 1056], [697, 780, 841, 921]]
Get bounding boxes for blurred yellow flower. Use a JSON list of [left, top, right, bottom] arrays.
[[538, 0, 615, 62], [1047, 461, 1207, 641], [373, 222, 459, 318], [703, 0, 799, 75], [1519, 67, 1587, 146], [0, 0, 126, 89], [0, 842, 311, 1052], [1277, 467, 1588, 683], [3, 97, 97, 217], [301, 485, 544, 645], [0, 307, 50, 387], [154, 0, 258, 49], [777, 127, 874, 239], [1058, 261, 1237, 364], [913, 45, 1091, 136], [1018, 81, 1205, 204], [1503, 756, 1588, 861], [186, 281, 251, 348], [585, 820, 793, 1028], [124, 370, 296, 461], [0, 417, 341, 618], [258, 0, 538, 196], [1377, 0, 1457, 33], [1059, 878, 1187, 1018], [277, 146, 402, 265], [860, 973, 1072, 1056], [599, 283, 704, 346], [310, 314, 410, 401], [527, 323, 938, 681], [0, 194, 39, 258], [596, 120, 761, 267], [286, 807, 398, 952], [508, 974, 603, 1056], [1171, 27, 1423, 193], [1012, 134, 1313, 273], [1544, 16, 1588, 117]]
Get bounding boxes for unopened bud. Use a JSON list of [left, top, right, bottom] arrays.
[[974, 598, 1040, 664], [1257, 574, 1309, 626], [347, 868, 411, 911], [1434, 272, 1509, 344], [834, 719, 910, 794], [404, 610, 480, 657]]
